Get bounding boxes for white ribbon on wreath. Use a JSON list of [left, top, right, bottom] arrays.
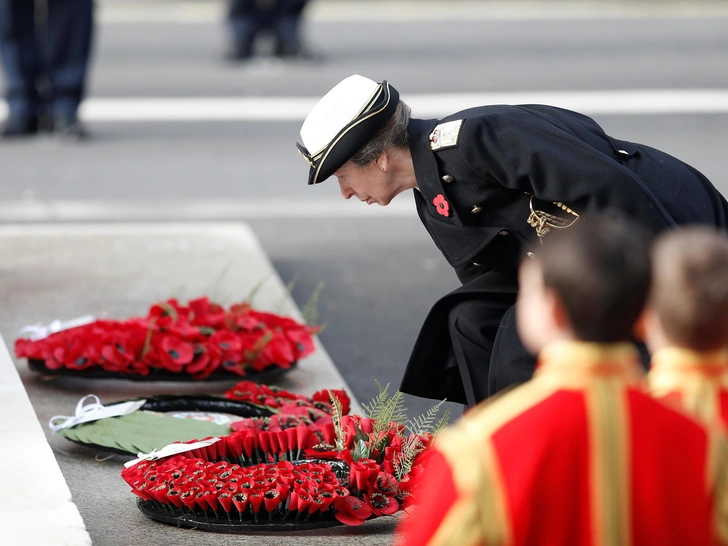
[[125, 438, 221, 468], [19, 314, 101, 341], [49, 394, 147, 432]]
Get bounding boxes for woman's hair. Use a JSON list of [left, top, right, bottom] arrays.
[[350, 100, 411, 167], [650, 228, 728, 351]]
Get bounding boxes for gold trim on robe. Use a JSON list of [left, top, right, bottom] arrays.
[[648, 347, 728, 427]]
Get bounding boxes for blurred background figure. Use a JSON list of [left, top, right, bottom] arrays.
[[227, 0, 309, 61], [0, 0, 93, 138], [645, 227, 728, 428]]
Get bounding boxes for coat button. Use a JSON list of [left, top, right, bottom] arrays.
[[471, 205, 482, 214], [499, 230, 508, 236], [441, 174, 455, 184], [472, 262, 482, 267]]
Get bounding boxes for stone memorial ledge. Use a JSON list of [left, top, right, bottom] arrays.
[[0, 334, 92, 546]]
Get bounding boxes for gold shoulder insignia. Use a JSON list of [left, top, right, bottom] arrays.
[[429, 119, 463, 151]]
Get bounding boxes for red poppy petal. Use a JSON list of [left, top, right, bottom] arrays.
[[335, 512, 368, 526]]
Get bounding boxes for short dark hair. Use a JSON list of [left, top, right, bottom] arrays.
[[534, 217, 652, 342], [350, 100, 411, 167], [650, 228, 728, 351]]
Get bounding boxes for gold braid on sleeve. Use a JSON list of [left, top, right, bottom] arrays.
[[527, 195, 580, 242]]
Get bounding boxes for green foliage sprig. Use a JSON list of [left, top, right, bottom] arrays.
[[302, 282, 325, 327], [361, 381, 449, 480], [329, 389, 345, 452]]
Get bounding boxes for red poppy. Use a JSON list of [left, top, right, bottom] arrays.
[[232, 312, 260, 331], [263, 489, 282, 512], [285, 327, 316, 359], [204, 490, 220, 511], [311, 389, 351, 415], [100, 334, 135, 369], [317, 423, 336, 446], [57, 340, 99, 371], [357, 417, 375, 435], [249, 492, 264, 514], [248, 310, 300, 331], [232, 492, 248, 513], [209, 330, 243, 352], [349, 459, 380, 491], [317, 489, 337, 512], [132, 483, 155, 502], [365, 492, 399, 516], [218, 492, 233, 513], [165, 489, 185, 509], [148, 299, 188, 321], [188, 297, 212, 323], [333, 496, 373, 526], [373, 472, 398, 496], [14, 338, 40, 359], [159, 335, 194, 369], [193, 491, 208, 511], [192, 342, 223, 379], [224, 381, 265, 403], [432, 194, 450, 217], [180, 491, 197, 511], [303, 443, 338, 460], [293, 489, 313, 513], [257, 331, 295, 371]]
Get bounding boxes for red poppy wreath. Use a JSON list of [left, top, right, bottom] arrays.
[[121, 386, 449, 532], [15, 297, 318, 381]]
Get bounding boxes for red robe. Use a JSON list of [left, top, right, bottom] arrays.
[[648, 347, 728, 430], [396, 341, 728, 546]]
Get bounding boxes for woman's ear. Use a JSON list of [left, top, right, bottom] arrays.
[[375, 151, 389, 172]]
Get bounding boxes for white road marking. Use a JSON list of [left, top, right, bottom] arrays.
[[0, 198, 418, 222], [97, 0, 728, 24], [2, 89, 728, 122]]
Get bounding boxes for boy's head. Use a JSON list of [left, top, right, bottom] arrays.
[[645, 228, 728, 353], [517, 217, 651, 355]]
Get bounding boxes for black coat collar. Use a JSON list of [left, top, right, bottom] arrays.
[[408, 118, 504, 268], [407, 118, 463, 227]]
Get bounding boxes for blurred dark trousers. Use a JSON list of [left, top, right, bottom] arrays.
[[0, 0, 94, 120], [228, 0, 308, 56]]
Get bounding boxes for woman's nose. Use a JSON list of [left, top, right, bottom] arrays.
[[339, 182, 353, 200]]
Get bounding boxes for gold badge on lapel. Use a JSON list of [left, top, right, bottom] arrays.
[[429, 120, 463, 151]]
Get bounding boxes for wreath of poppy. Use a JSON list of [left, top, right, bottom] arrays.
[[15, 297, 318, 381], [122, 391, 442, 531], [52, 385, 353, 457]]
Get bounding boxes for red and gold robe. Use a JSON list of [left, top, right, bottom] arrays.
[[648, 347, 728, 429], [395, 341, 728, 546]]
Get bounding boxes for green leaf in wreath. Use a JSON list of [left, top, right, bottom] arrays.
[[58, 411, 231, 455]]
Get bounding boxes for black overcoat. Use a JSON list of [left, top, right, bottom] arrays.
[[400, 104, 728, 402]]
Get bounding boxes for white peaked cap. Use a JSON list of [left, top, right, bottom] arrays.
[[296, 75, 399, 185], [300, 75, 380, 155]]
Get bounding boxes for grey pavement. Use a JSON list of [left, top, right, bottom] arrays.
[[1, 14, 728, 200]]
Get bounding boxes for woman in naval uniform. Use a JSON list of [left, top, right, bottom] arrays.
[[296, 75, 728, 406]]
